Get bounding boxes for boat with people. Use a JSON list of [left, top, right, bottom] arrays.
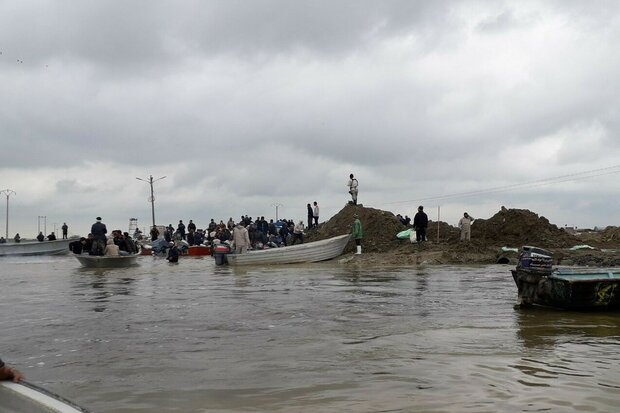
[[0, 380, 90, 412], [0, 239, 73, 256], [213, 234, 351, 266], [74, 254, 140, 268], [511, 245, 620, 309]]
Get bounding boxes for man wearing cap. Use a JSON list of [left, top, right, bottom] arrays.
[[91, 217, 107, 255], [413, 206, 428, 244]]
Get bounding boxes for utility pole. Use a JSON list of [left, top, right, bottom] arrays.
[[38, 216, 47, 235], [271, 203, 283, 221], [136, 175, 166, 228], [437, 205, 440, 243], [0, 189, 15, 240]]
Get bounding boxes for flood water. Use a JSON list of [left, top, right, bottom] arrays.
[[1, 255, 620, 412]]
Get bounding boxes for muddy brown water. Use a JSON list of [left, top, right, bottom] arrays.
[[1, 255, 619, 412]]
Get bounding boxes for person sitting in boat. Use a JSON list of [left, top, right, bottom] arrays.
[[69, 237, 86, 254], [104, 237, 120, 256], [0, 358, 23, 382], [266, 234, 280, 248], [13, 233, 20, 243], [36, 232, 45, 242], [47, 232, 57, 241], [216, 225, 231, 243], [194, 229, 205, 245], [133, 227, 143, 240], [111, 231, 130, 256], [0, 237, 5, 244], [278, 222, 289, 246], [123, 232, 138, 254], [167, 242, 179, 263], [84, 233, 94, 255], [291, 221, 305, 245]]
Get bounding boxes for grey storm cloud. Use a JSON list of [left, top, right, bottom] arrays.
[[2, 0, 620, 235]]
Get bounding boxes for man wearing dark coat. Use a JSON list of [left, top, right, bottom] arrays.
[[413, 206, 428, 244], [91, 217, 107, 255]]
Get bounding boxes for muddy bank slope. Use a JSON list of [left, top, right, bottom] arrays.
[[306, 204, 620, 267]]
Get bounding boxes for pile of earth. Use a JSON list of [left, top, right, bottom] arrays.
[[305, 203, 404, 253], [307, 204, 582, 254], [470, 207, 579, 249], [595, 226, 620, 247]]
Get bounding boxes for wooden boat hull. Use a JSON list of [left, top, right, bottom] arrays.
[[0, 239, 72, 256], [185, 245, 211, 256], [75, 254, 139, 268], [221, 234, 351, 266], [0, 381, 89, 412], [512, 268, 620, 309]]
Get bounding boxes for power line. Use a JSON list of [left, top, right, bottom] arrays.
[[384, 164, 620, 206]]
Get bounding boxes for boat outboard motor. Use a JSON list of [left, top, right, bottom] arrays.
[[516, 246, 553, 273], [212, 244, 232, 265]]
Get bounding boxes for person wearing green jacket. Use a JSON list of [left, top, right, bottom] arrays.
[[352, 214, 363, 254]]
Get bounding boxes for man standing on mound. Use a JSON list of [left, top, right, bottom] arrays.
[[347, 174, 359, 205], [413, 206, 428, 244]]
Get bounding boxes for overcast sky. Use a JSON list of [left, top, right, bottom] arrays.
[[2, 0, 620, 238]]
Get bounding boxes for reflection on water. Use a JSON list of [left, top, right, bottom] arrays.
[[516, 307, 620, 349], [71, 272, 137, 312], [2, 257, 620, 412]]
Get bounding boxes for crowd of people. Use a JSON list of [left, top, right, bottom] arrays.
[[151, 215, 310, 252], [69, 217, 138, 256], [64, 173, 368, 257]]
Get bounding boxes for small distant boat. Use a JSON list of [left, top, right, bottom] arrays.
[[511, 246, 620, 309], [74, 254, 139, 268], [213, 234, 351, 266], [0, 239, 72, 257], [0, 380, 90, 412]]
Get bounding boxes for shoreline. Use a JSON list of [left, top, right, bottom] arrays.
[[336, 242, 620, 267]]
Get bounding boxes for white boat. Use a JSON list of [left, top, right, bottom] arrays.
[[0, 381, 90, 413], [217, 234, 351, 266], [74, 254, 139, 268], [0, 239, 72, 256]]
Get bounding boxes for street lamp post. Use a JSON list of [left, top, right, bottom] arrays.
[[136, 175, 166, 228], [1, 189, 16, 240], [271, 203, 283, 221]]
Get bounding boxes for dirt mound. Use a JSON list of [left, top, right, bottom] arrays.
[[306, 203, 404, 253], [471, 207, 577, 248], [304, 204, 616, 266], [598, 226, 620, 245], [308, 204, 580, 255]]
